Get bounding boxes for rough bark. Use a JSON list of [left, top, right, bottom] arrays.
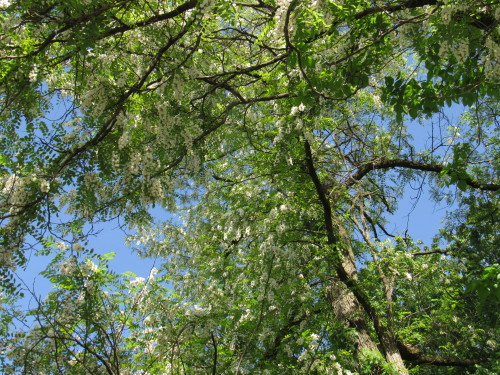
[[305, 140, 409, 374], [336, 221, 409, 374]]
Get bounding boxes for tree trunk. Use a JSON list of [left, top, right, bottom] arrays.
[[327, 220, 409, 374]]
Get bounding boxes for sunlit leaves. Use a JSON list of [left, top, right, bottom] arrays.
[[0, 0, 499, 374]]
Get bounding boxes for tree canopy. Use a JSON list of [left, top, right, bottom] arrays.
[[0, 0, 499, 374]]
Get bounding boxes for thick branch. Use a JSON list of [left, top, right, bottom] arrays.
[[354, 0, 438, 19], [398, 342, 482, 367], [344, 159, 499, 191], [100, 0, 199, 39], [355, 0, 497, 32], [304, 140, 337, 245], [211, 332, 217, 375], [304, 140, 406, 369]]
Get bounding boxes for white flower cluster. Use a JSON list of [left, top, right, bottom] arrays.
[[79, 79, 110, 117], [115, 70, 129, 87], [59, 258, 77, 276], [80, 258, 98, 277], [172, 74, 185, 100], [28, 64, 38, 82], [148, 179, 164, 202], [57, 242, 69, 251], [453, 40, 469, 63], [130, 276, 145, 285], [0, 247, 13, 267], [484, 37, 500, 79], [290, 102, 306, 116], [72, 243, 83, 252], [39, 179, 50, 193], [438, 40, 450, 60], [197, 0, 215, 15], [148, 267, 158, 282], [118, 132, 130, 149], [309, 333, 320, 350], [185, 304, 209, 317], [441, 6, 453, 25], [127, 152, 141, 176], [0, 0, 10, 8], [1, 174, 33, 214]]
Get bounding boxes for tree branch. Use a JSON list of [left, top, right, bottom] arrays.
[[355, 0, 498, 32], [398, 341, 483, 367], [410, 249, 449, 257], [344, 159, 499, 191]]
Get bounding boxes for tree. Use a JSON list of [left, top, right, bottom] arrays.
[[0, 0, 499, 373]]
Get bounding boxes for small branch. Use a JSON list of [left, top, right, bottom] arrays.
[[410, 249, 449, 257]]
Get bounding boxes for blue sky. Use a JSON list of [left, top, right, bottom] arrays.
[[13, 101, 463, 309], [14, 181, 450, 308]]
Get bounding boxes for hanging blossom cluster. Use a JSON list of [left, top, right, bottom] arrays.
[[2, 174, 30, 214], [1, 174, 52, 215], [484, 36, 500, 79], [438, 1, 500, 77], [58, 257, 98, 277]]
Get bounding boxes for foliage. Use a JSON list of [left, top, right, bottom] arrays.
[[0, 0, 499, 374]]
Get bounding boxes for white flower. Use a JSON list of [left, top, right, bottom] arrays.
[[148, 267, 158, 281], [0, 0, 10, 8], [118, 132, 130, 149], [185, 304, 208, 317], [130, 276, 145, 285], [84, 279, 94, 290], [72, 243, 83, 252], [77, 259, 98, 277], [441, 6, 453, 25], [29, 65, 38, 82], [439, 41, 450, 59], [59, 259, 75, 275], [309, 333, 320, 350], [57, 242, 69, 250], [453, 40, 469, 63]]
